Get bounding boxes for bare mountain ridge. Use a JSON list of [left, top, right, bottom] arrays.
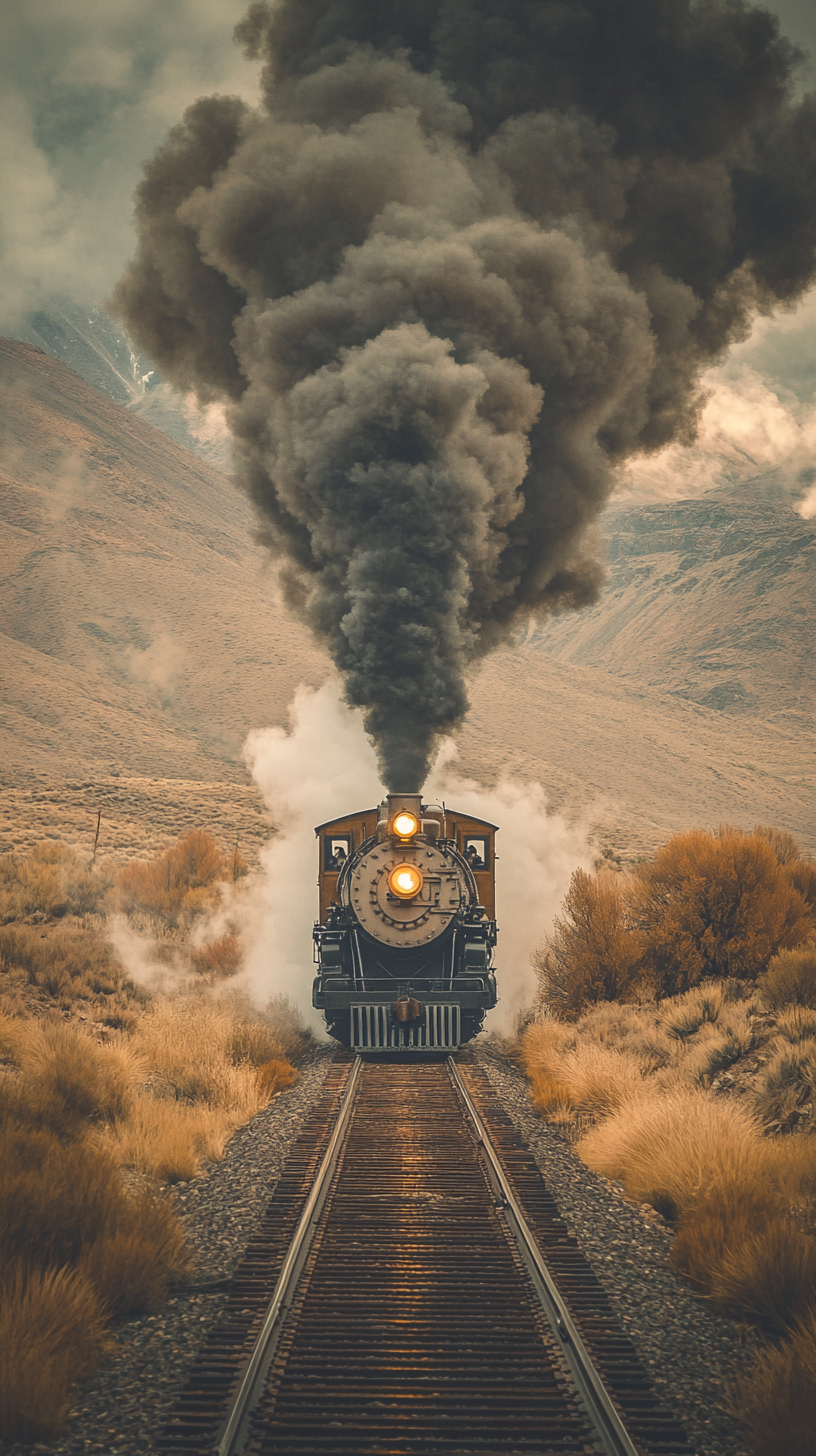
[[1, 336, 812, 860], [528, 480, 815, 724]]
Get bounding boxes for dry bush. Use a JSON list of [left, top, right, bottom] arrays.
[[0, 1264, 108, 1442], [758, 946, 816, 1010], [0, 924, 124, 1001], [751, 1040, 816, 1130], [631, 827, 813, 996], [190, 934, 242, 979], [534, 869, 644, 1020], [11, 1021, 143, 1136], [519, 1017, 646, 1117], [661, 983, 729, 1039], [257, 1059, 300, 1098], [0, 1111, 189, 1308], [577, 1090, 762, 1220], [0, 842, 112, 924], [710, 1218, 816, 1332], [104, 1097, 233, 1183], [117, 830, 230, 924], [735, 1306, 816, 1456], [671, 1183, 816, 1331]]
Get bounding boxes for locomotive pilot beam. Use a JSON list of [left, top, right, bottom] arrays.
[[313, 792, 498, 1052]]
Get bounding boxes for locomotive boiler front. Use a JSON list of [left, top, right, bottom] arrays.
[[312, 792, 498, 1053]]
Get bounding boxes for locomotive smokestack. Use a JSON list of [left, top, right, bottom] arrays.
[[112, 1, 816, 790]]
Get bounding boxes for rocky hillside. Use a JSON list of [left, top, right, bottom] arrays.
[[528, 480, 814, 725], [1, 336, 813, 859]]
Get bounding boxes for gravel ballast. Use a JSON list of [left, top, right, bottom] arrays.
[[6, 1041, 756, 1456], [472, 1042, 755, 1456]]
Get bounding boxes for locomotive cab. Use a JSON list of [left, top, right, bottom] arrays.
[[312, 793, 498, 1052]]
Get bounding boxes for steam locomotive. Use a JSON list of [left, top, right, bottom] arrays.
[[312, 792, 498, 1051]]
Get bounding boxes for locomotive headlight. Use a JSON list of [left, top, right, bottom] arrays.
[[389, 863, 423, 899], [392, 810, 419, 839]]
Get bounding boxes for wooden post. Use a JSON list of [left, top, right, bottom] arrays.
[[91, 810, 102, 865]]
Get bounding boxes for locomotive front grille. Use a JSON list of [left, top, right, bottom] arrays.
[[351, 1003, 461, 1051]]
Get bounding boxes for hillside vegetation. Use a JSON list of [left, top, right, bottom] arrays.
[[0, 831, 308, 1442], [519, 825, 816, 1456]]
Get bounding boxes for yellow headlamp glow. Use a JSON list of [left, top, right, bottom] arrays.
[[392, 811, 419, 839], [388, 863, 423, 899]]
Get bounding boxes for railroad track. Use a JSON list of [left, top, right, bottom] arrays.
[[159, 1054, 693, 1456]]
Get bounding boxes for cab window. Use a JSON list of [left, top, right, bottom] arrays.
[[463, 836, 489, 870], [324, 834, 352, 871]]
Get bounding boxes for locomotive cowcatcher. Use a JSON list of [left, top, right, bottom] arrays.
[[312, 792, 498, 1052]]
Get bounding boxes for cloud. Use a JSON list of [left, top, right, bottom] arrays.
[[0, 0, 259, 329]]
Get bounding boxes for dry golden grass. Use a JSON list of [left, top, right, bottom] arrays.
[[103, 1097, 233, 1183], [12, 1021, 144, 1134], [576, 1090, 762, 1219], [257, 1059, 300, 1098], [0, 922, 124, 1002], [0, 1264, 108, 1442], [0, 842, 112, 923], [734, 1307, 816, 1456], [751, 1040, 816, 1130]]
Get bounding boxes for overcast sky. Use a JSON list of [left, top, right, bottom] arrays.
[[2, 0, 815, 452]]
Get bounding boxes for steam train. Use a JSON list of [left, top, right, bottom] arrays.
[[312, 792, 498, 1052]]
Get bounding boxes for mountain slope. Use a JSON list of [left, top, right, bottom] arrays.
[[527, 482, 815, 723]]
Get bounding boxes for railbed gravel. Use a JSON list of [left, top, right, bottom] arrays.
[[472, 1041, 756, 1456], [8, 1040, 756, 1456]]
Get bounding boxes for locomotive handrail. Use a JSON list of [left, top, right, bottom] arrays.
[[215, 1056, 362, 1456], [448, 1059, 641, 1456]]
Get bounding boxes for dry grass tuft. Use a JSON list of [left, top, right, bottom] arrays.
[[0, 1264, 108, 1442], [105, 1098, 233, 1183], [9, 1021, 143, 1136], [577, 1090, 761, 1220], [751, 1039, 816, 1130], [734, 1306, 816, 1456]]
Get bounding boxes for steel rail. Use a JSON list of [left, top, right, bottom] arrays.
[[448, 1057, 642, 1456], [214, 1055, 362, 1456]]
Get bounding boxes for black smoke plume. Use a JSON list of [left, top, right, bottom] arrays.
[[112, 0, 816, 790]]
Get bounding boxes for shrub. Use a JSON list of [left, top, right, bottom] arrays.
[[257, 1059, 299, 1098], [0, 1264, 107, 1442], [117, 830, 229, 923], [758, 947, 816, 1010], [0, 924, 123, 1000], [736, 1313, 816, 1456], [631, 827, 813, 995], [534, 870, 643, 1019], [0, 843, 112, 923], [190, 934, 242, 979]]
